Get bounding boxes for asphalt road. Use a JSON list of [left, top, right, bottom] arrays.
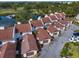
[[39, 24, 79, 58]]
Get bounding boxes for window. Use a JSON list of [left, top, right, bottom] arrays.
[[27, 52, 34, 56]]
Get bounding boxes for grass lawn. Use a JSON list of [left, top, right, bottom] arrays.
[[69, 42, 79, 58], [0, 9, 17, 15], [0, 7, 24, 15], [61, 42, 79, 58], [74, 30, 79, 32]]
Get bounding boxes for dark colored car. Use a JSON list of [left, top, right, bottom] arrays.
[[73, 32, 79, 37]]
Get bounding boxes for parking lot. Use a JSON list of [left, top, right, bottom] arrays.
[[39, 24, 79, 58]]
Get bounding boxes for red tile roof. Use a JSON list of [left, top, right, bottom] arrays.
[[36, 28, 51, 41], [59, 20, 69, 25], [0, 48, 1, 54], [42, 17, 51, 24], [47, 24, 58, 33], [58, 12, 66, 19], [21, 34, 38, 54], [64, 18, 71, 22], [0, 42, 16, 58], [0, 27, 13, 41], [60, 12, 66, 16], [31, 20, 43, 27], [15, 23, 32, 33], [49, 14, 58, 20], [53, 22, 64, 29], [55, 13, 62, 19]]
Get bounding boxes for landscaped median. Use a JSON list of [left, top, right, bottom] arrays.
[[74, 30, 79, 32], [60, 42, 79, 58]]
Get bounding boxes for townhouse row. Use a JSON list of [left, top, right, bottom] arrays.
[[0, 12, 72, 58]]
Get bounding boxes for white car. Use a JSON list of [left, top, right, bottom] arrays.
[[76, 37, 79, 41], [69, 36, 79, 42], [69, 36, 77, 42], [69, 37, 74, 42]]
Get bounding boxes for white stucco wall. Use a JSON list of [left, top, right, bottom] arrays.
[[23, 50, 38, 58], [36, 26, 43, 30], [39, 39, 51, 45], [22, 32, 32, 36], [53, 31, 59, 38]]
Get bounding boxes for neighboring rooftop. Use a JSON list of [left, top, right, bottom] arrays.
[[49, 14, 58, 20], [36, 28, 51, 41], [21, 34, 38, 54], [0, 27, 13, 41], [0, 42, 16, 58], [53, 22, 64, 29], [59, 20, 69, 26], [55, 13, 62, 19], [31, 20, 44, 27], [47, 24, 58, 33], [42, 17, 51, 24], [15, 23, 32, 33]]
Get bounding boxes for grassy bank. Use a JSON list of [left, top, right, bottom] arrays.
[[61, 42, 79, 58]]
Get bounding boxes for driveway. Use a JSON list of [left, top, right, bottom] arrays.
[[39, 24, 79, 58]]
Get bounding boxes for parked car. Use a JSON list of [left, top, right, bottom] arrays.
[[73, 32, 79, 36], [69, 32, 79, 42], [76, 37, 79, 41], [69, 36, 76, 42]]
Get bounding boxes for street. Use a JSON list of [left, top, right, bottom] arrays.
[[39, 24, 79, 58]]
